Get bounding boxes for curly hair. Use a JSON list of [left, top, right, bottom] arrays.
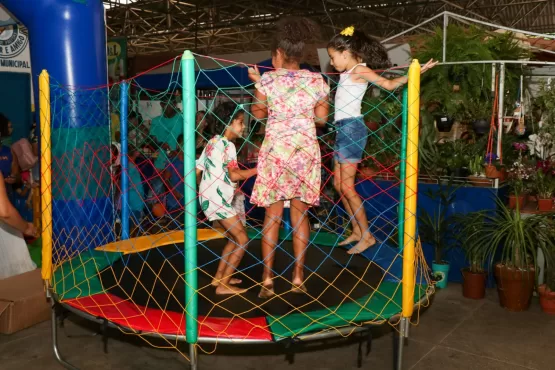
[[271, 16, 320, 63], [328, 28, 391, 70], [208, 101, 243, 136]]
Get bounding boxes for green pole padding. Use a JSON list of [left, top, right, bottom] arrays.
[[181, 50, 198, 343], [398, 88, 409, 251]]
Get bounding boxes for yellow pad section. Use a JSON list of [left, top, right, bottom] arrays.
[[95, 229, 225, 254]]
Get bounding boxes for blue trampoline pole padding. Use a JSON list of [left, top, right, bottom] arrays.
[[4, 0, 114, 252]]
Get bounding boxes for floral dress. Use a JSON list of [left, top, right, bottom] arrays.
[[196, 135, 242, 221], [251, 69, 330, 207]]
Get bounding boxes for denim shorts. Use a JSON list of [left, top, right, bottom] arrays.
[[334, 116, 368, 164]]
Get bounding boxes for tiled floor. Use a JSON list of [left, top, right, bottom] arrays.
[[2, 284, 555, 370]]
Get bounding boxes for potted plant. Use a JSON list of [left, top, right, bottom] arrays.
[[441, 139, 470, 178], [467, 155, 489, 187], [463, 98, 492, 135], [419, 182, 459, 289], [484, 153, 507, 181], [533, 170, 555, 211], [457, 217, 488, 299], [461, 198, 555, 311], [507, 144, 533, 209], [539, 246, 555, 314]]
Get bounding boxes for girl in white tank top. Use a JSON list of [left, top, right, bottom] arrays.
[[327, 26, 437, 255]]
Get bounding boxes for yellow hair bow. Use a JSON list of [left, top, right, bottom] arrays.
[[340, 26, 355, 37]]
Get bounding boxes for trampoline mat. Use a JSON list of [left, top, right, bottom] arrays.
[[99, 239, 383, 319]]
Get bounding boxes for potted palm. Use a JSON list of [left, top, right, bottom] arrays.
[[533, 170, 555, 212], [419, 183, 459, 289], [457, 217, 488, 299], [461, 198, 555, 311]]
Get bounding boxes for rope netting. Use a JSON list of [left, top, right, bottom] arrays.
[[41, 53, 432, 360]]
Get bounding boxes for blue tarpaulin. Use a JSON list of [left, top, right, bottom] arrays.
[[134, 59, 316, 91]]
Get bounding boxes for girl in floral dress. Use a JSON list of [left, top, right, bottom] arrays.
[[196, 102, 257, 295], [248, 17, 330, 298]]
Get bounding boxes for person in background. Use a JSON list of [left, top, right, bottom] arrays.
[[0, 113, 19, 187], [149, 94, 183, 171]]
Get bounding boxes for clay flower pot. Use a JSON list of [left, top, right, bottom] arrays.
[[508, 194, 527, 209], [538, 198, 553, 212], [538, 285, 555, 315], [494, 264, 535, 312], [462, 268, 486, 300], [484, 165, 506, 181]]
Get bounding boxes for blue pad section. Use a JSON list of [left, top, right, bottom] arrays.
[[53, 197, 115, 255]]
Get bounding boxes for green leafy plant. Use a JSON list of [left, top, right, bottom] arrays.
[[458, 197, 555, 270], [468, 155, 484, 176], [533, 170, 555, 199], [419, 182, 461, 263]]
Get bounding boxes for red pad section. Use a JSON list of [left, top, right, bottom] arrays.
[[64, 293, 272, 341]]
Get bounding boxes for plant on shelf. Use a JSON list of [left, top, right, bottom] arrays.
[[459, 198, 555, 311], [484, 153, 506, 181], [463, 98, 493, 135], [467, 154, 489, 187], [441, 139, 471, 178], [533, 170, 555, 211], [507, 142, 533, 209], [419, 181, 460, 289]]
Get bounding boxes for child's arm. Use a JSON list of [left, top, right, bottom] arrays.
[[251, 89, 268, 120], [354, 59, 438, 91], [228, 167, 257, 182], [314, 95, 330, 127]]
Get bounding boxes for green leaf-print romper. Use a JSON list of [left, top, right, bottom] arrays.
[[196, 135, 244, 222]]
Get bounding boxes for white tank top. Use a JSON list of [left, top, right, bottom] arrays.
[[334, 63, 368, 122]]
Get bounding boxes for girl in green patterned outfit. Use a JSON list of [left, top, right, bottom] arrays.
[[196, 102, 257, 295]]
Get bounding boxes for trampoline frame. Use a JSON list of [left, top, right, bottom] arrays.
[[48, 285, 435, 370]]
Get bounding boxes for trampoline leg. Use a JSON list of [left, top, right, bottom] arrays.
[[395, 317, 409, 370], [51, 300, 79, 370], [189, 343, 198, 370]]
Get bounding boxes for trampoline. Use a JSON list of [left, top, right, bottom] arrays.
[[52, 229, 432, 343], [33, 29, 431, 368]]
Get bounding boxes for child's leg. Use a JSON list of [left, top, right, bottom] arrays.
[[339, 163, 376, 254], [290, 198, 309, 291], [333, 159, 362, 245], [213, 215, 249, 295], [260, 201, 284, 296], [212, 234, 242, 287]]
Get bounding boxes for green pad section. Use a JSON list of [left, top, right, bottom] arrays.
[[53, 250, 123, 300], [268, 282, 428, 340], [28, 238, 42, 268], [247, 228, 343, 247]]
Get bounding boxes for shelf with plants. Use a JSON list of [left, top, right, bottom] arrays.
[[414, 24, 530, 135]]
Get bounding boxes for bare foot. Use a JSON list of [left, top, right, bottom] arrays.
[[347, 234, 377, 255], [258, 279, 275, 299], [215, 284, 247, 295], [211, 278, 242, 287], [338, 233, 361, 246], [291, 283, 307, 294]]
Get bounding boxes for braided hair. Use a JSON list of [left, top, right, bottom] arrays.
[[328, 27, 391, 70]]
